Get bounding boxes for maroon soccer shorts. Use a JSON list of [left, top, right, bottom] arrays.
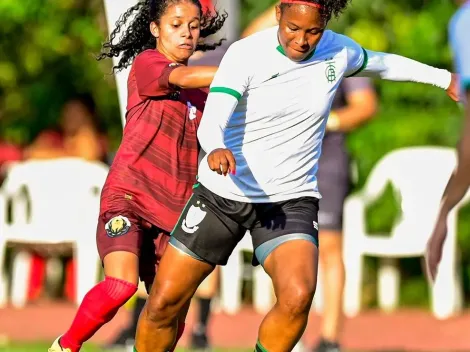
[[96, 207, 170, 291]]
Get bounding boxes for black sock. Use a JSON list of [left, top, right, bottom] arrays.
[[194, 297, 212, 334]]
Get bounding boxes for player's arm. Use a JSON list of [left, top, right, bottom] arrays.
[[197, 42, 251, 153], [434, 9, 470, 216], [439, 90, 470, 215], [343, 37, 458, 100], [327, 78, 378, 132], [168, 66, 218, 89], [197, 42, 252, 175], [134, 51, 217, 98]]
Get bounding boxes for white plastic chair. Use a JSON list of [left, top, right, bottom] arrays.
[[219, 231, 274, 314], [0, 158, 109, 307], [343, 146, 469, 319]]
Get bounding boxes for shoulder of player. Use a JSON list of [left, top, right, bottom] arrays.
[[321, 30, 360, 51], [133, 49, 174, 67]]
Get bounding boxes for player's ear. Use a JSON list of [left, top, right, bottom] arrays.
[[150, 21, 159, 38], [275, 5, 281, 23]]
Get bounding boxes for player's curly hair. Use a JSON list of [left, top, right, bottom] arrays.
[[280, 0, 351, 22], [97, 0, 227, 72]]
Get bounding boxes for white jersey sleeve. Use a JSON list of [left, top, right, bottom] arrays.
[[197, 42, 252, 154], [343, 36, 451, 90], [449, 4, 470, 92]]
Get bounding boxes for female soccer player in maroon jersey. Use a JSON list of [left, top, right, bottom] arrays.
[[49, 1, 226, 351]]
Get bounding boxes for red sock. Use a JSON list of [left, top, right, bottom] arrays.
[[169, 322, 186, 352], [60, 276, 137, 352]]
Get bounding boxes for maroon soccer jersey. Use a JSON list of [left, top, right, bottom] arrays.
[[101, 49, 207, 232]]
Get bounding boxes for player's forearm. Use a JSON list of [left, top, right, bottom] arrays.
[[439, 166, 470, 215], [169, 66, 218, 89], [197, 93, 238, 153], [361, 50, 452, 90], [440, 100, 470, 214]]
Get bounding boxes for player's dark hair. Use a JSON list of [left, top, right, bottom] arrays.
[[280, 0, 351, 22], [97, 0, 227, 72]]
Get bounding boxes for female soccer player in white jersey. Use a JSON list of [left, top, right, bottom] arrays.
[[134, 1, 460, 352], [426, 0, 470, 281]]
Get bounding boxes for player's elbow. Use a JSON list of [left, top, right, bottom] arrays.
[[169, 67, 195, 89], [197, 126, 212, 153]]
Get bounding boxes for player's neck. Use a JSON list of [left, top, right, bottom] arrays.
[[155, 46, 189, 66]]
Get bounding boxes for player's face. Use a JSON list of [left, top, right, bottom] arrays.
[[151, 1, 201, 63], [276, 5, 326, 62]]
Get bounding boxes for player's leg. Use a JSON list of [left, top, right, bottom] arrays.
[[140, 228, 192, 352], [103, 282, 147, 350], [135, 186, 247, 352], [315, 231, 344, 350], [253, 198, 320, 352], [191, 266, 219, 350], [135, 244, 214, 352], [313, 154, 350, 352], [50, 212, 142, 352]]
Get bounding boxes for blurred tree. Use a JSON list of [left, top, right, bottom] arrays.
[[0, 0, 122, 149]]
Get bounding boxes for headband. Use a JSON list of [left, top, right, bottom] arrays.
[[280, 0, 324, 9]]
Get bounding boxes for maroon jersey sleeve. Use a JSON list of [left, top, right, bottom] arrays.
[[133, 50, 182, 98]]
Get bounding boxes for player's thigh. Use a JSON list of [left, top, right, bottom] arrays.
[[97, 210, 143, 284], [145, 187, 247, 310], [146, 244, 214, 315], [138, 226, 170, 293], [252, 197, 320, 296], [171, 187, 247, 266]]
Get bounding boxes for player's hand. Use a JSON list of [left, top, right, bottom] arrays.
[[446, 73, 460, 102], [425, 211, 448, 283], [207, 148, 236, 176]]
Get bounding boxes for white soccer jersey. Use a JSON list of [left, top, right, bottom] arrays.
[[197, 26, 452, 203]]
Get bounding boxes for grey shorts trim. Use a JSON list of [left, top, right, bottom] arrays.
[[169, 236, 208, 263], [254, 233, 319, 267]]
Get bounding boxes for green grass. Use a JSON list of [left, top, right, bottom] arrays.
[[0, 343, 251, 352]]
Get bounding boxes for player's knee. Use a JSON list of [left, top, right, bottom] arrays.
[[145, 289, 182, 325], [277, 280, 316, 317]]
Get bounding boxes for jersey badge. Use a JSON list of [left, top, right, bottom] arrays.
[[105, 215, 131, 238]]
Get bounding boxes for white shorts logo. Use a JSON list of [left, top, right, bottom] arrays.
[[182, 200, 207, 234], [313, 221, 319, 231]]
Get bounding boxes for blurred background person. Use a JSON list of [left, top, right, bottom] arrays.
[[425, 0, 470, 280], [24, 93, 107, 163], [242, 5, 378, 352], [19, 93, 109, 304], [189, 270, 219, 351]]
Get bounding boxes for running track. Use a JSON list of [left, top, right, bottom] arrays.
[[0, 301, 469, 351]]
